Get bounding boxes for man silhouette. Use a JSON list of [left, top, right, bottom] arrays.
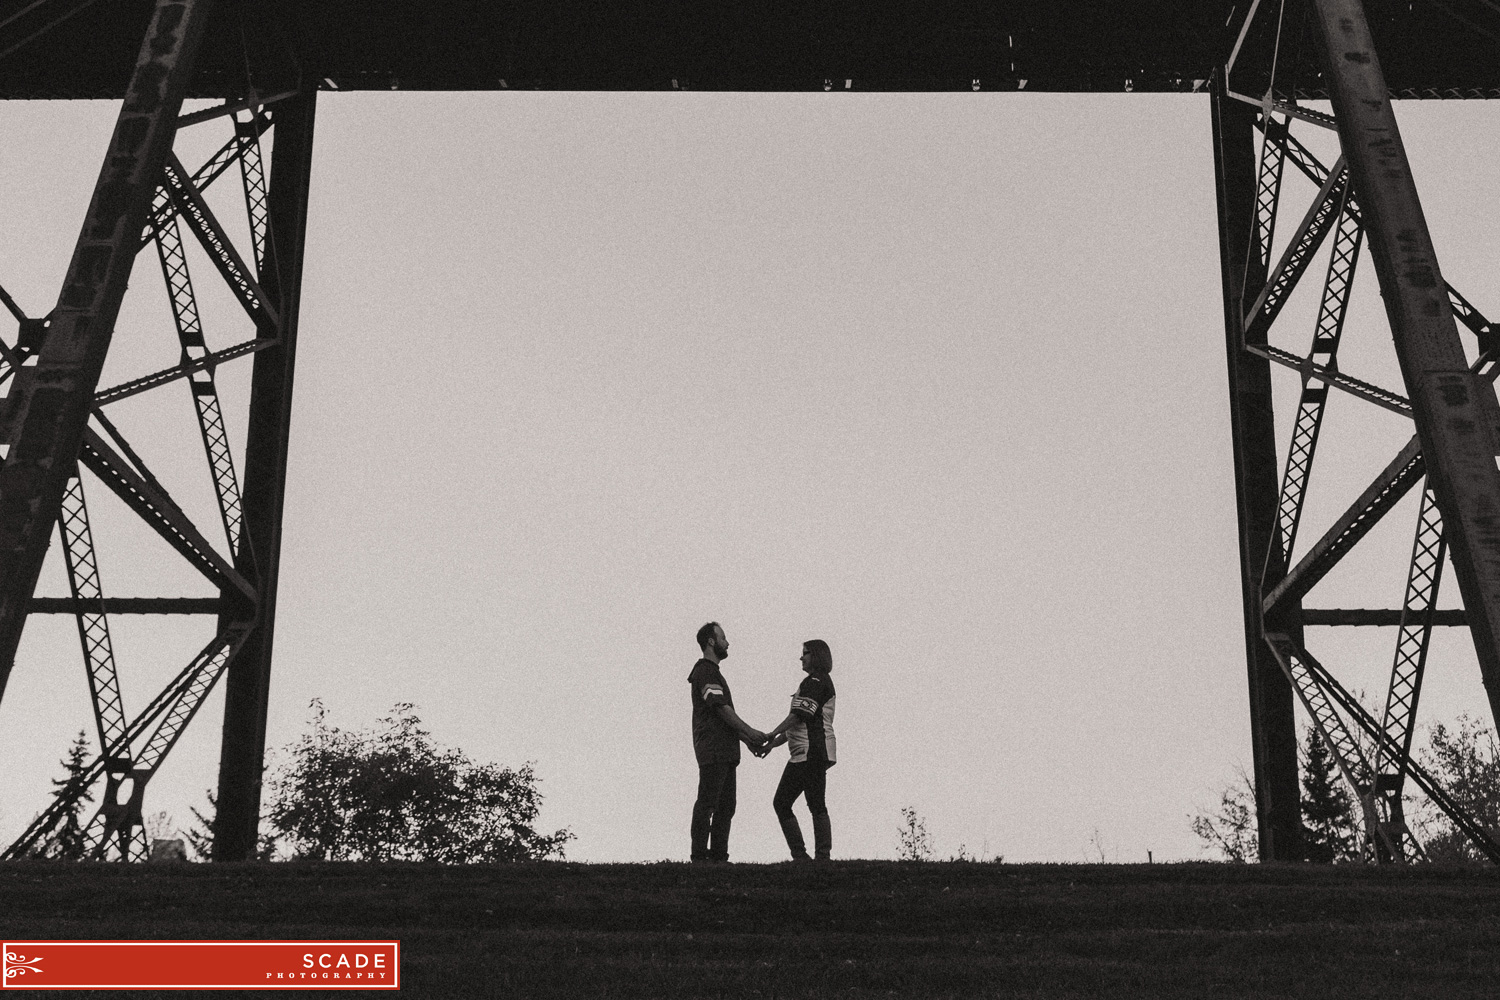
[[688, 622, 767, 862]]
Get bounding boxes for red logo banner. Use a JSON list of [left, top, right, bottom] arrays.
[[2, 941, 400, 989]]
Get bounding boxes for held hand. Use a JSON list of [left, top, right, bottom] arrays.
[[745, 728, 767, 746], [752, 731, 782, 757]]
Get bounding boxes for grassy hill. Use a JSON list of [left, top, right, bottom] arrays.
[[1, 860, 1498, 997]]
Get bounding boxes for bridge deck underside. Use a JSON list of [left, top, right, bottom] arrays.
[[1, 0, 1499, 98]]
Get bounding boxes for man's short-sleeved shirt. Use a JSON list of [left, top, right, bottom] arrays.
[[787, 671, 836, 765], [689, 658, 741, 765]]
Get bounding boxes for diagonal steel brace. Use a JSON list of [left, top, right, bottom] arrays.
[[76, 426, 255, 603]]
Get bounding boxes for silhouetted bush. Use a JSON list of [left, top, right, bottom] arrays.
[[264, 700, 572, 862], [1415, 714, 1500, 864]]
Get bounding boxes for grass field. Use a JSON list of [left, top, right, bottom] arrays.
[[2, 860, 1499, 997]]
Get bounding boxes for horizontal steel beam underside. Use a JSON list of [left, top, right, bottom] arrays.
[[1, 0, 1500, 98]]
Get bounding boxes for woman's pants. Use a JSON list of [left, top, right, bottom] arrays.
[[773, 760, 831, 860]]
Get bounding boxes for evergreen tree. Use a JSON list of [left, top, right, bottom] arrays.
[[34, 730, 94, 860], [186, 788, 279, 861], [185, 790, 217, 861], [1301, 724, 1357, 862]]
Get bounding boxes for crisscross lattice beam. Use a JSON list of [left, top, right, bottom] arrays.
[[154, 207, 246, 554], [0, 0, 214, 704], [57, 475, 128, 756], [1219, 0, 1500, 863], [0, 4, 315, 863]]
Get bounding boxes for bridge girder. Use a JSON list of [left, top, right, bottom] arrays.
[[1217, 0, 1500, 863], [0, 0, 313, 862], [2, 0, 1500, 863]]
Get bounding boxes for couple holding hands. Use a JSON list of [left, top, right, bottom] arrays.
[[688, 622, 837, 863]]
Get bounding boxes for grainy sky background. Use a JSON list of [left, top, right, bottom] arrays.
[[1, 93, 1497, 863]]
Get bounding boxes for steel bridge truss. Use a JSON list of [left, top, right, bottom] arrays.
[[5, 0, 1500, 868], [1217, 0, 1500, 862], [0, 0, 313, 862]]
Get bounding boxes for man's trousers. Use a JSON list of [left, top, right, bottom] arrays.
[[691, 761, 738, 861]]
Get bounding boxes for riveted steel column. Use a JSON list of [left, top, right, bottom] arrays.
[[213, 91, 317, 862], [0, 0, 214, 706], [1212, 69, 1303, 862], [1310, 0, 1500, 726]]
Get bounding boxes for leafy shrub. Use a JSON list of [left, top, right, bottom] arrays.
[[265, 700, 572, 863], [897, 806, 933, 862], [1190, 766, 1257, 862], [1414, 713, 1500, 864]]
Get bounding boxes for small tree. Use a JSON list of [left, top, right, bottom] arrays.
[[185, 792, 214, 861], [1301, 725, 1358, 863], [144, 810, 177, 843], [1086, 826, 1113, 864], [33, 731, 94, 860], [184, 790, 281, 862], [266, 701, 572, 863], [1415, 714, 1500, 863], [1190, 766, 1258, 862], [896, 806, 932, 862]]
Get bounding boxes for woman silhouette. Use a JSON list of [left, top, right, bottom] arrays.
[[762, 639, 836, 860]]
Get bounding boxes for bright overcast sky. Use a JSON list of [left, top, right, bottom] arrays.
[[1, 92, 1498, 863]]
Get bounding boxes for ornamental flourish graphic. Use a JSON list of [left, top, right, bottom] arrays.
[[3, 951, 43, 979]]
